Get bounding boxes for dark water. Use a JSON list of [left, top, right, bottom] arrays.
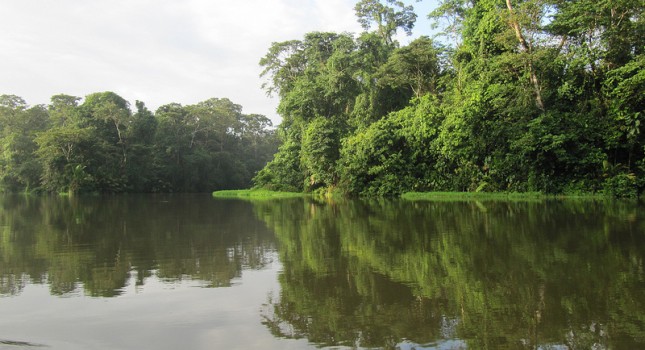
[[0, 195, 644, 349]]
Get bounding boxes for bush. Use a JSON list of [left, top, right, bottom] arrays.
[[603, 173, 638, 198]]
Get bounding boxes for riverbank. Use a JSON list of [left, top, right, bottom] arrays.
[[212, 189, 306, 199], [400, 191, 637, 201], [401, 191, 545, 200], [214, 189, 640, 201]]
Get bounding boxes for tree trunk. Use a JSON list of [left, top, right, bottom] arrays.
[[506, 0, 545, 111]]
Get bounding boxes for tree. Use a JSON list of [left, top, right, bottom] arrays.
[[186, 98, 244, 191], [35, 126, 94, 193], [239, 114, 279, 174], [253, 125, 304, 192], [354, 0, 418, 46], [126, 101, 158, 191], [377, 36, 445, 98], [153, 103, 193, 191], [49, 94, 82, 127], [82, 92, 132, 166], [256, 32, 363, 192], [0, 96, 49, 191]]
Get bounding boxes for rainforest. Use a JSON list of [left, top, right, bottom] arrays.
[[253, 0, 645, 197], [0, 93, 278, 193], [1, 0, 643, 197]]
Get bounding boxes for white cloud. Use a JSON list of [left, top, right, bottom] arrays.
[[0, 0, 359, 123], [0, 0, 434, 124]]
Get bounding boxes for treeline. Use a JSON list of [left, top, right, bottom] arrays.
[[254, 0, 645, 197], [0, 92, 278, 193]]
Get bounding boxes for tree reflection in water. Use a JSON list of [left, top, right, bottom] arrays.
[[0, 194, 275, 297], [256, 197, 645, 349], [2, 194, 643, 349]]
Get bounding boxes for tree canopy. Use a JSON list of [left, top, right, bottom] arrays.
[[0, 93, 278, 193]]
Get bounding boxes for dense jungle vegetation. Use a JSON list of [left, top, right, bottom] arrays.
[[0, 93, 278, 193], [253, 0, 645, 197]]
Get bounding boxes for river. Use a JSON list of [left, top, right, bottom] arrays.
[[0, 194, 643, 349]]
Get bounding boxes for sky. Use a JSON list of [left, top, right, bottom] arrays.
[[0, 0, 437, 124]]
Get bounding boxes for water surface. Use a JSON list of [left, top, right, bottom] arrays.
[[1, 195, 644, 349]]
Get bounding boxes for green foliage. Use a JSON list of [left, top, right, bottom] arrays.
[[603, 172, 639, 198], [35, 126, 95, 192], [253, 125, 304, 192], [0, 93, 277, 193], [253, 0, 645, 198], [377, 36, 445, 98], [339, 94, 446, 196], [301, 117, 341, 189], [340, 113, 412, 195], [354, 0, 417, 46], [0, 96, 50, 192]]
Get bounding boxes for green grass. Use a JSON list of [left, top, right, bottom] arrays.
[[401, 191, 543, 200], [401, 191, 608, 201], [213, 189, 618, 201], [212, 189, 306, 199]]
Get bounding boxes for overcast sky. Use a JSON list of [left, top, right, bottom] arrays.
[[0, 0, 436, 124]]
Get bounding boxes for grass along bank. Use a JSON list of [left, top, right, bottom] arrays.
[[212, 189, 306, 199], [400, 191, 609, 201], [214, 189, 631, 201]]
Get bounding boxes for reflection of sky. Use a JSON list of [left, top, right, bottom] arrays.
[[396, 339, 468, 350], [0, 253, 311, 350]]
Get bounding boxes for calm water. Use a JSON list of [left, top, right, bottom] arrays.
[[0, 195, 644, 349]]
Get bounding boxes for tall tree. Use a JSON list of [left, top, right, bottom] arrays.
[[126, 101, 158, 191], [354, 0, 418, 46], [76, 92, 133, 192], [256, 32, 364, 191], [82, 92, 132, 166], [377, 36, 445, 98]]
